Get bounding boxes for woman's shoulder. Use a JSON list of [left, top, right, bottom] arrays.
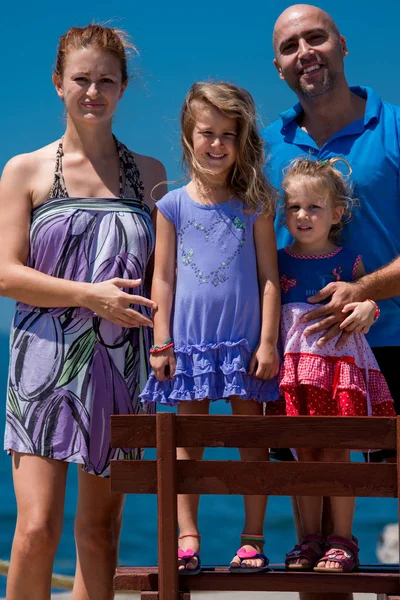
[[122, 147, 167, 209], [2, 140, 59, 176], [1, 140, 60, 201]]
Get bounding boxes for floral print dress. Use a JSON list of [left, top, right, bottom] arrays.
[[4, 138, 155, 476]]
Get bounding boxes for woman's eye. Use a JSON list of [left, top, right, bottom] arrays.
[[101, 78, 114, 83]]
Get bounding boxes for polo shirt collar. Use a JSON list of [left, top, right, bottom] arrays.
[[280, 86, 381, 136]]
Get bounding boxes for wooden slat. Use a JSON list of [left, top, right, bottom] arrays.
[[110, 460, 396, 497], [111, 415, 156, 448], [110, 460, 157, 494], [114, 566, 400, 594], [110, 415, 397, 450], [156, 413, 178, 600]]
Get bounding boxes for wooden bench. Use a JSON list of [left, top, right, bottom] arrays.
[[110, 413, 400, 600]]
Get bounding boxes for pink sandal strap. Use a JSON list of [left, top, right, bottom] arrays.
[[178, 548, 195, 559], [326, 535, 359, 556]]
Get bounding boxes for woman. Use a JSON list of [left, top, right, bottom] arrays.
[[0, 24, 166, 600]]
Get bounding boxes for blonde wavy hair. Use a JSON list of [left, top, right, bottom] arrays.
[[282, 156, 356, 241], [180, 81, 277, 216]]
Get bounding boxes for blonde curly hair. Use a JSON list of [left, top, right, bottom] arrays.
[[180, 81, 277, 216]]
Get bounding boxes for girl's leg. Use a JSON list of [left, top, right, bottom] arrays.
[[287, 448, 324, 567], [6, 452, 68, 600], [316, 448, 356, 570], [177, 398, 210, 571], [229, 397, 269, 569], [73, 467, 125, 600]]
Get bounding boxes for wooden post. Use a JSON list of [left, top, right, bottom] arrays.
[[156, 412, 179, 600]]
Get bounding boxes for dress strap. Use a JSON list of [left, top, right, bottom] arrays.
[[48, 140, 69, 200], [114, 136, 145, 205]]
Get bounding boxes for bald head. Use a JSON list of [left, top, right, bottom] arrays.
[[273, 4, 340, 55]]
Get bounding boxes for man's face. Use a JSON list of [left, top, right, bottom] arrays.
[[273, 6, 348, 99]]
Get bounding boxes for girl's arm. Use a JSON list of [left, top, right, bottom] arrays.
[[0, 155, 155, 327], [149, 210, 177, 381], [248, 214, 281, 380], [340, 259, 377, 334]]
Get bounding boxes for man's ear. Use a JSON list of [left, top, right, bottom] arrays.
[[52, 73, 64, 100], [273, 58, 285, 81], [339, 34, 348, 59]]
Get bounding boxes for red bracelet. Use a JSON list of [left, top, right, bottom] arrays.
[[364, 299, 380, 321], [149, 342, 174, 355]]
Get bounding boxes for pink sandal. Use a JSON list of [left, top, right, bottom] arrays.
[[229, 534, 269, 574], [314, 535, 359, 573], [285, 534, 325, 570], [178, 534, 201, 575]]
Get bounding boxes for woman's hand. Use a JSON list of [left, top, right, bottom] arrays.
[[84, 278, 156, 328], [248, 342, 279, 380], [340, 301, 376, 335], [150, 347, 176, 381]]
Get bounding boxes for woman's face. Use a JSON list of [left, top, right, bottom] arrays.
[[53, 46, 126, 124]]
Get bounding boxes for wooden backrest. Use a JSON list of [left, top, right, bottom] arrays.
[[110, 413, 400, 598], [111, 414, 398, 498]]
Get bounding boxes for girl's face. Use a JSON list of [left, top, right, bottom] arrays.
[[53, 47, 126, 125], [285, 178, 343, 249], [191, 104, 237, 182]]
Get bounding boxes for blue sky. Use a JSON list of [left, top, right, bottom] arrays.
[[0, 0, 398, 331]]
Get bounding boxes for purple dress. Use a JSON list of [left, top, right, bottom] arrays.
[[4, 139, 155, 477], [140, 186, 279, 405]]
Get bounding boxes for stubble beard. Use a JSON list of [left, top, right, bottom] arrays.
[[296, 68, 341, 100]]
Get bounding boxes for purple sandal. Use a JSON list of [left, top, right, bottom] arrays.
[[285, 534, 325, 570], [314, 535, 360, 573]]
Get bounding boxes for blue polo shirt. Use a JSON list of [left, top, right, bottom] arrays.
[[263, 86, 400, 347]]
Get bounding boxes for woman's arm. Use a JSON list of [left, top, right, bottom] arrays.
[[0, 155, 155, 327], [249, 214, 280, 379], [149, 210, 177, 380]]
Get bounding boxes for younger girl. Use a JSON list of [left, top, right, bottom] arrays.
[[140, 82, 280, 573], [279, 158, 395, 573]]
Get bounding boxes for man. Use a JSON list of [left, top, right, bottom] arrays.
[[264, 4, 400, 600]]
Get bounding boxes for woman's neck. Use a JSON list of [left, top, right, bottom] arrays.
[[188, 176, 231, 205], [62, 117, 116, 159]]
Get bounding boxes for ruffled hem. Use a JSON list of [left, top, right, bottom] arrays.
[[140, 339, 279, 405], [279, 352, 394, 413]]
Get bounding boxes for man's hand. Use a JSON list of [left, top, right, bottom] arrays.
[[301, 281, 364, 348]]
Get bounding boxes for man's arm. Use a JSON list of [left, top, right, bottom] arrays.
[[352, 255, 400, 300], [301, 255, 400, 345]]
